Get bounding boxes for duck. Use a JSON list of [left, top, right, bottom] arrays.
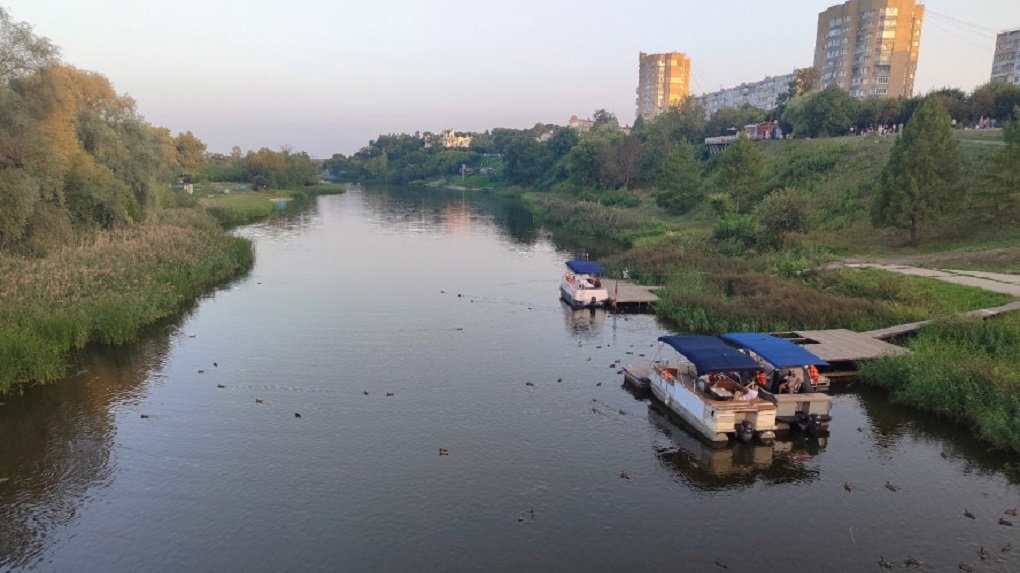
[[213, 362, 218, 367], [140, 414, 150, 419], [877, 557, 893, 569], [363, 391, 369, 395], [438, 448, 449, 456], [844, 482, 852, 493], [1003, 542, 1012, 553], [198, 370, 205, 374], [964, 509, 975, 519], [999, 517, 1013, 526], [556, 378, 562, 383], [294, 412, 302, 418], [714, 560, 728, 569], [619, 471, 630, 480], [958, 564, 974, 572], [596, 382, 602, 387], [978, 546, 990, 560], [216, 384, 225, 389], [618, 409, 626, 416], [386, 392, 395, 397], [255, 399, 263, 404], [1006, 508, 1018, 516], [525, 382, 535, 387], [904, 556, 922, 567], [885, 481, 899, 492]]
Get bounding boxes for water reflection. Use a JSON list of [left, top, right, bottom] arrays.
[[647, 402, 822, 491], [0, 321, 178, 569]]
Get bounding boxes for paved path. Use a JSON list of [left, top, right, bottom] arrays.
[[843, 264, 1020, 298]]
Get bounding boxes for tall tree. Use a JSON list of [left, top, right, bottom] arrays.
[[0, 6, 60, 82], [752, 188, 813, 250], [711, 133, 765, 213], [653, 140, 702, 215], [872, 96, 962, 247]]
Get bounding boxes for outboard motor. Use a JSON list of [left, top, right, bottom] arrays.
[[735, 420, 754, 443], [590, 296, 597, 307], [796, 413, 822, 436]]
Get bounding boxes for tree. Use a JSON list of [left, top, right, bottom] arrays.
[[592, 108, 619, 130], [0, 168, 39, 253], [752, 188, 813, 249], [0, 7, 60, 82], [653, 141, 702, 214], [985, 106, 1020, 214], [872, 96, 962, 247], [599, 134, 641, 189], [711, 133, 765, 213], [174, 131, 207, 170], [706, 104, 765, 138]]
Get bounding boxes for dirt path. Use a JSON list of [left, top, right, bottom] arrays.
[[842, 263, 1020, 297]]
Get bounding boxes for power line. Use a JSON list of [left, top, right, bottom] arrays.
[[926, 9, 1002, 35], [926, 17, 995, 52]]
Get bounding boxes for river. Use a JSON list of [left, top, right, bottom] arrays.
[[2, 185, 1019, 572]]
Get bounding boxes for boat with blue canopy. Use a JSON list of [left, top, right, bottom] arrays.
[[642, 334, 777, 444], [560, 260, 610, 309], [722, 333, 834, 435]]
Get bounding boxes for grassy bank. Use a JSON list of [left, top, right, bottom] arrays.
[[859, 314, 1020, 453], [613, 239, 1014, 334], [197, 183, 348, 227], [0, 209, 255, 393]]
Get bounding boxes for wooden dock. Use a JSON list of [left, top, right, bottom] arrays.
[[604, 279, 660, 307], [776, 329, 908, 362], [864, 301, 1020, 340]]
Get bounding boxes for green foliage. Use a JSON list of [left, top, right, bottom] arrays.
[[710, 133, 765, 212], [0, 7, 60, 82], [872, 95, 963, 246], [0, 208, 255, 392], [653, 141, 702, 214], [784, 85, 857, 137], [859, 315, 1020, 453], [711, 214, 756, 248], [705, 104, 766, 138], [752, 188, 813, 250]]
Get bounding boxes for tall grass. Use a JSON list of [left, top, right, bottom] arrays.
[[0, 208, 254, 393], [859, 314, 1020, 453], [620, 239, 1014, 334]]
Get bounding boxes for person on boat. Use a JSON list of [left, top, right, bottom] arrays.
[[755, 370, 768, 390], [741, 382, 758, 401], [593, 277, 602, 288], [778, 372, 802, 394], [807, 364, 820, 387]]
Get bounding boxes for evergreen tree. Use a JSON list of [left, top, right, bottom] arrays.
[[872, 96, 962, 247], [712, 133, 765, 213], [653, 141, 702, 214]]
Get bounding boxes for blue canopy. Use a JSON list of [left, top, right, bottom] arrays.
[[657, 335, 762, 375], [566, 260, 604, 276], [721, 333, 830, 368]]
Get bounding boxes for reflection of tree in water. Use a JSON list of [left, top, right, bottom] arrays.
[[845, 383, 1020, 484], [647, 403, 822, 492], [0, 317, 178, 569]]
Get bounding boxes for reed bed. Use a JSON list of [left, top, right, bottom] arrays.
[[0, 208, 254, 392], [859, 314, 1020, 453]]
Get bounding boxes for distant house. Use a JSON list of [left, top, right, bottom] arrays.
[[423, 129, 473, 149], [568, 115, 595, 133]]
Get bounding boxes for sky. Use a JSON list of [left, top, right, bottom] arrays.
[[5, 0, 1020, 157]]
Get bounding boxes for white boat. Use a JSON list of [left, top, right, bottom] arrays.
[[721, 333, 834, 435], [560, 260, 610, 309], [647, 335, 777, 444]]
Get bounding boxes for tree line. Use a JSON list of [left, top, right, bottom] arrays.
[[0, 6, 322, 256]]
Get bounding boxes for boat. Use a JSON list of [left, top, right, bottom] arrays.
[[645, 335, 777, 444], [560, 260, 610, 309], [621, 364, 651, 390], [721, 332, 834, 435]]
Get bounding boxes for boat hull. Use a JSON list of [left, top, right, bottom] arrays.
[[649, 368, 776, 445], [560, 283, 609, 309]]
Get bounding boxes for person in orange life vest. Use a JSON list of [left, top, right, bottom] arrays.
[[755, 370, 768, 388], [808, 364, 820, 386]]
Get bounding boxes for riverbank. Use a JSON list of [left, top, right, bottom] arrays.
[[197, 183, 348, 227], [0, 208, 254, 393]]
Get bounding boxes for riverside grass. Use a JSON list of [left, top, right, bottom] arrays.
[[859, 314, 1020, 453], [0, 208, 254, 393]]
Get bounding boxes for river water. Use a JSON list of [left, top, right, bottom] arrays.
[[2, 185, 1020, 572]]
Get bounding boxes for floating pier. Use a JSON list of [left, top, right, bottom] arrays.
[[605, 279, 660, 309]]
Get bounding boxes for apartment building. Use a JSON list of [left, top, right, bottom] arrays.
[[813, 0, 925, 98], [991, 28, 1020, 85], [636, 52, 691, 121], [697, 73, 796, 116]]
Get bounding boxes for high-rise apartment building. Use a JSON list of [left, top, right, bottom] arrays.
[[813, 0, 925, 99], [991, 28, 1020, 85], [636, 52, 691, 121]]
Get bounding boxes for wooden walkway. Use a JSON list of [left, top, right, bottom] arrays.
[[864, 301, 1020, 340], [776, 329, 908, 362], [604, 279, 660, 306]]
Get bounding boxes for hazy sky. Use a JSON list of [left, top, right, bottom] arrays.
[[6, 0, 1019, 156]]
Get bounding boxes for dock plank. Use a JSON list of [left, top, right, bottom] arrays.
[[789, 329, 908, 362], [604, 279, 660, 305]]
